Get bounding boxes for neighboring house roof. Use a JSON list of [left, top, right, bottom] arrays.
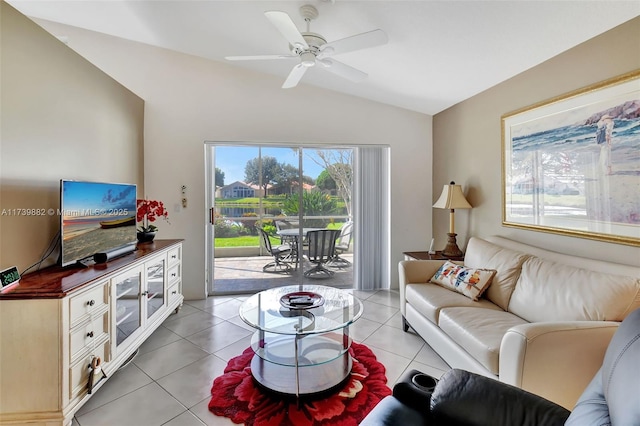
[[219, 181, 272, 191], [249, 182, 273, 190], [290, 181, 315, 191]]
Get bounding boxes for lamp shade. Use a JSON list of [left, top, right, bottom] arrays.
[[433, 182, 472, 209]]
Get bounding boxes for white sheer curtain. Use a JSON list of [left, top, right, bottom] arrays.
[[353, 146, 390, 291]]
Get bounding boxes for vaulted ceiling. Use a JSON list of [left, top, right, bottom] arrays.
[[8, 0, 640, 114]]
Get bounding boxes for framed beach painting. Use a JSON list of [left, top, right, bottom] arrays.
[[502, 70, 640, 246]]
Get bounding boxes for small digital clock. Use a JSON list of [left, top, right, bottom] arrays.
[[0, 266, 20, 289]]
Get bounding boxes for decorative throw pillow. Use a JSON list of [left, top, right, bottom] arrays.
[[430, 261, 497, 301]]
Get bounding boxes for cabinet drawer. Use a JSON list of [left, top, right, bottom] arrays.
[[69, 341, 109, 401], [69, 282, 109, 328], [167, 263, 181, 286], [167, 246, 181, 267], [70, 312, 109, 363], [167, 281, 181, 307]]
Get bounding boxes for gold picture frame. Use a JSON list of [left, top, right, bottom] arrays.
[[502, 70, 640, 246]]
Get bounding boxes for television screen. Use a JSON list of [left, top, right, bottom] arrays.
[[60, 180, 137, 266]]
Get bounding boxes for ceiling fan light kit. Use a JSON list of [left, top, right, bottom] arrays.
[[225, 4, 388, 89], [300, 52, 316, 67]]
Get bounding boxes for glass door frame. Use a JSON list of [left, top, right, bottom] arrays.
[[205, 142, 354, 295]]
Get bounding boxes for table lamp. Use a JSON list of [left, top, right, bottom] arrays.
[[433, 181, 472, 258]]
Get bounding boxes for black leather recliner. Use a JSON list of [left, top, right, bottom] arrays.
[[361, 307, 640, 425], [360, 368, 570, 426]]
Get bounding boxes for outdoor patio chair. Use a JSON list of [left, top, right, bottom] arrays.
[[258, 228, 293, 273], [330, 221, 353, 268], [275, 219, 299, 244], [304, 229, 341, 279]]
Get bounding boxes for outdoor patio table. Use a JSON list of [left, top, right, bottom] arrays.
[[276, 228, 324, 265]]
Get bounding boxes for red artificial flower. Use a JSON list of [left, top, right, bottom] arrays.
[[136, 199, 170, 232]]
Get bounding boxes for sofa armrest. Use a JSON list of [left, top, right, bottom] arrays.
[[499, 321, 619, 409], [399, 260, 446, 284], [360, 369, 570, 426], [431, 369, 570, 426], [359, 396, 427, 426], [399, 260, 447, 316]]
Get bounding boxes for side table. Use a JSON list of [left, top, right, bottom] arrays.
[[403, 251, 464, 261]]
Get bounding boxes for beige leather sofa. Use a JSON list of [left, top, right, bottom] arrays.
[[399, 236, 640, 409]]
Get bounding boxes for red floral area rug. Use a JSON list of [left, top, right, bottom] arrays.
[[208, 342, 392, 426]]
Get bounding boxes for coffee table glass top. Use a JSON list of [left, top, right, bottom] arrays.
[[239, 285, 363, 335]]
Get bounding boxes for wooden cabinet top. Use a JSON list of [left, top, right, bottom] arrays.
[[0, 240, 183, 300]]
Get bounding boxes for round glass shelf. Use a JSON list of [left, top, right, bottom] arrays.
[[239, 285, 363, 335], [250, 331, 351, 367]]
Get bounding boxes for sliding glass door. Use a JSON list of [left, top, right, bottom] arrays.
[[205, 144, 354, 294]]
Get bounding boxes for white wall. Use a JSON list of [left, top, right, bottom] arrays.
[[34, 20, 433, 298], [433, 17, 640, 267]]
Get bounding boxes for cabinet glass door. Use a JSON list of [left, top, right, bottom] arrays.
[[114, 270, 142, 346], [146, 259, 165, 320]]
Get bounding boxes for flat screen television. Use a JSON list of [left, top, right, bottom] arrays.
[[60, 180, 137, 267]]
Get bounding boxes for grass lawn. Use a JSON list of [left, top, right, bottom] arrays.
[[215, 236, 260, 247], [215, 223, 343, 248]]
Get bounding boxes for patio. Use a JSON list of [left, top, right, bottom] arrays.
[[212, 253, 354, 294]]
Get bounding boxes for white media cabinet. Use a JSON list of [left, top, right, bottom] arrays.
[[0, 240, 184, 426]]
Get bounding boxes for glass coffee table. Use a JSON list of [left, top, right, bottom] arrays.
[[239, 285, 363, 398]]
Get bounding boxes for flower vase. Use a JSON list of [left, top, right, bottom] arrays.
[[137, 231, 156, 244]]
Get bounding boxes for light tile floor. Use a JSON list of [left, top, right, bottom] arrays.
[[72, 290, 450, 426]]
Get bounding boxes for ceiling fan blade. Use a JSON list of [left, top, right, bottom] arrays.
[[225, 54, 298, 61], [265, 11, 309, 49], [282, 64, 307, 89], [319, 29, 387, 57], [318, 58, 367, 83]]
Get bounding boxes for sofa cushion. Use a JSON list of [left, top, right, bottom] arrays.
[[508, 256, 640, 323], [430, 261, 496, 301], [464, 237, 530, 311], [405, 283, 503, 324], [438, 307, 528, 375]]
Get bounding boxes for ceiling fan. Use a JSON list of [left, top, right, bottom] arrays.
[[225, 4, 388, 89]]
